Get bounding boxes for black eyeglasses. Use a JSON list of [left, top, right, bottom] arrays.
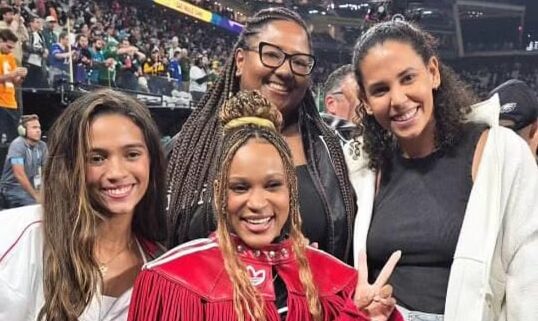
[[245, 41, 316, 76]]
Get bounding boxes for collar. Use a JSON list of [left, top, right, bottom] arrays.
[[211, 233, 294, 265]]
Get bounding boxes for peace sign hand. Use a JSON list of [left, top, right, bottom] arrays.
[[354, 250, 401, 321]]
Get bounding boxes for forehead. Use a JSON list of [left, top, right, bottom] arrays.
[[360, 40, 425, 83], [252, 20, 310, 53], [229, 140, 285, 175], [89, 114, 145, 147], [26, 119, 40, 126]]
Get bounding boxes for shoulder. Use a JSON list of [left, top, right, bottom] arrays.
[[8, 137, 26, 151], [143, 238, 230, 300], [305, 247, 357, 296], [0, 205, 43, 265], [38, 141, 48, 154]]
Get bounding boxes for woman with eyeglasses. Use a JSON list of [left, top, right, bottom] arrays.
[[166, 7, 356, 264]]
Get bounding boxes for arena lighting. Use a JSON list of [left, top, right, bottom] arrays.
[[153, 0, 243, 33]]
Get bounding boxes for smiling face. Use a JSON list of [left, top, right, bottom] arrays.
[[359, 40, 440, 149], [235, 20, 311, 119], [226, 139, 290, 249], [85, 114, 150, 217]]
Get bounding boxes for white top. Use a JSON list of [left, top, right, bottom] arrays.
[[344, 95, 538, 321], [0, 205, 148, 321], [189, 65, 207, 93]]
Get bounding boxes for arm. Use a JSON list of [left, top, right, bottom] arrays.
[[22, 35, 44, 55], [194, 73, 210, 85], [11, 164, 38, 200], [500, 131, 538, 320]]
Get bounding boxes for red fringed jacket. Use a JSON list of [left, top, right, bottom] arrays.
[[128, 235, 403, 321]]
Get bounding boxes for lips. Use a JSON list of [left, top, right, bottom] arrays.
[[264, 78, 293, 95], [391, 107, 418, 122], [102, 184, 134, 198], [241, 215, 275, 233]]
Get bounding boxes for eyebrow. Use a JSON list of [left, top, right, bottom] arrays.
[[228, 173, 285, 180], [367, 67, 416, 90], [89, 143, 147, 152]]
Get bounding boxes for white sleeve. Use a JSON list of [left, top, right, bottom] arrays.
[[0, 205, 44, 321], [499, 130, 538, 320]]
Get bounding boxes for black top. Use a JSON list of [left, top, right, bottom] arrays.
[[296, 165, 328, 252], [366, 123, 488, 313]]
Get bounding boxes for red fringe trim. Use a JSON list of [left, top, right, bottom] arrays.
[[128, 269, 402, 321]]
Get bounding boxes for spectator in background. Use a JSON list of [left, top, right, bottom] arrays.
[[42, 16, 57, 51], [489, 79, 538, 159], [117, 38, 145, 91], [72, 33, 92, 84], [322, 64, 359, 141], [167, 48, 182, 91], [167, 35, 180, 60], [0, 6, 28, 66], [179, 48, 190, 91], [188, 53, 209, 105], [0, 29, 27, 143], [88, 36, 105, 85], [48, 31, 72, 86], [11, 0, 32, 23], [323, 64, 359, 122], [143, 47, 167, 94], [22, 16, 48, 88], [0, 114, 47, 208]]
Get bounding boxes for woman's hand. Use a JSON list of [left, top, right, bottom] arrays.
[[354, 250, 401, 321]]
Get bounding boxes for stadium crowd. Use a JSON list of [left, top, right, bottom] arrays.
[[0, 2, 537, 321]]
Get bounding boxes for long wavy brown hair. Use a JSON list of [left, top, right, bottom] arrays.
[[351, 21, 478, 171], [213, 90, 322, 321], [38, 89, 167, 321]]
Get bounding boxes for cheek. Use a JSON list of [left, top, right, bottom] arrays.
[[85, 166, 100, 187]]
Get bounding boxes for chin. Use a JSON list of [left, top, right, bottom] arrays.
[[241, 234, 277, 249]]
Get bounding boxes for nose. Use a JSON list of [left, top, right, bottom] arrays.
[[274, 58, 294, 79], [105, 157, 128, 181], [389, 85, 408, 109], [246, 188, 268, 212]]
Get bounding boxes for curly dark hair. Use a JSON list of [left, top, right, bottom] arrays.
[[350, 21, 478, 170]]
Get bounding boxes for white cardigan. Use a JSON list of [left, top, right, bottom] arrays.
[[344, 95, 538, 321]]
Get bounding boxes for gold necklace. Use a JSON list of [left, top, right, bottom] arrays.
[[97, 238, 134, 276]]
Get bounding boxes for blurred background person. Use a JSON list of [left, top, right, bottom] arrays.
[[323, 64, 360, 122], [22, 15, 48, 88], [0, 114, 46, 209], [0, 29, 27, 143], [322, 64, 359, 141], [188, 53, 209, 106]]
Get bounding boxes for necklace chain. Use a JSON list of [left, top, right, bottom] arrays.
[[97, 238, 134, 276]]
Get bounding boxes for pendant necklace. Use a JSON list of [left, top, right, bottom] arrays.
[[98, 238, 134, 276]]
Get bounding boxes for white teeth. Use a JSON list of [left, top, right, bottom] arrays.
[[393, 108, 418, 121], [104, 185, 132, 196], [268, 82, 288, 92], [245, 217, 272, 225]]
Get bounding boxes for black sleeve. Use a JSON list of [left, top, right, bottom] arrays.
[[194, 74, 210, 84]]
